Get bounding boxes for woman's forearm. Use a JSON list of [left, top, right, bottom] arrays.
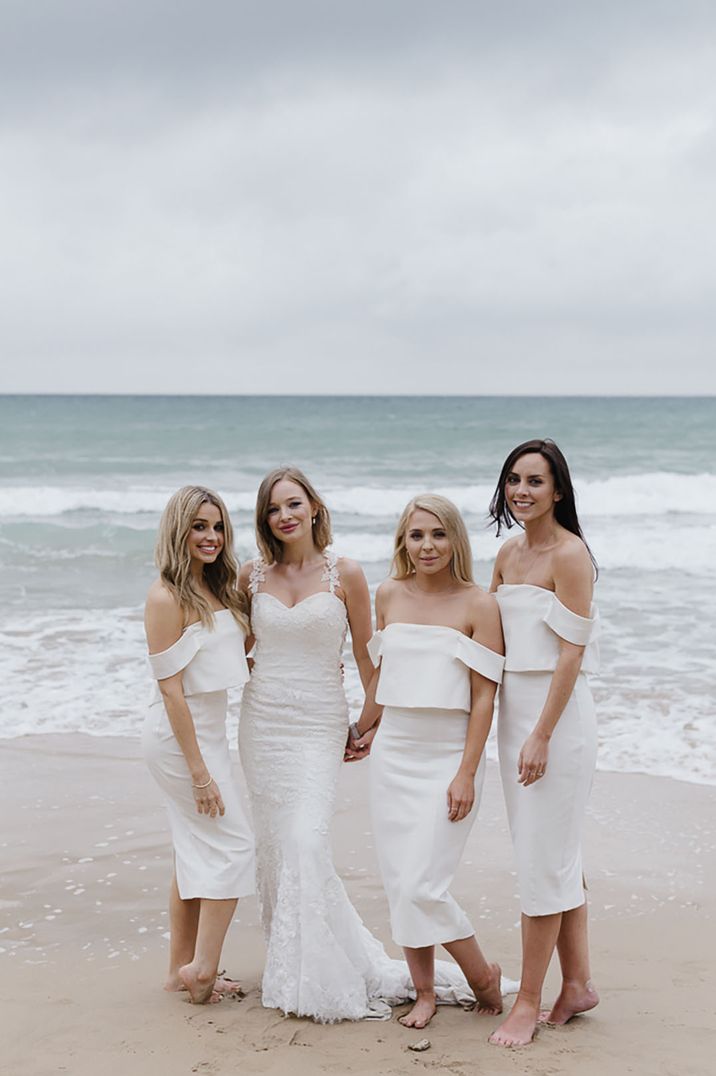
[[160, 689, 208, 780], [354, 667, 383, 736], [457, 695, 495, 777], [354, 651, 375, 693], [533, 647, 585, 739]]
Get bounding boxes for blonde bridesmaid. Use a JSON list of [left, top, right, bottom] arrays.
[[142, 486, 254, 1004]]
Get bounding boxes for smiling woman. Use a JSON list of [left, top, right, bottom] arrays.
[[488, 440, 600, 1048], [236, 466, 396, 1020], [142, 486, 254, 1005]]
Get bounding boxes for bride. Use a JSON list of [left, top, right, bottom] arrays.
[[238, 467, 491, 1022]]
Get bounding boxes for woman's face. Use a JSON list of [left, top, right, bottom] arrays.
[[266, 479, 315, 545], [186, 501, 225, 566], [504, 452, 561, 524], [405, 508, 453, 577]]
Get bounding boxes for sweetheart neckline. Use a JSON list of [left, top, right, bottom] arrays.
[[253, 590, 345, 612]]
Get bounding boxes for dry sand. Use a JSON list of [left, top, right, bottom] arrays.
[[1, 734, 714, 1076]]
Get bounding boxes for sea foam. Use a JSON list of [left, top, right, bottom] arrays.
[[2, 472, 715, 519]]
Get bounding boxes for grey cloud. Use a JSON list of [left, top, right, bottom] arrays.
[[1, 1, 715, 393]]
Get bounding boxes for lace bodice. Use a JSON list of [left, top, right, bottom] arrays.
[[147, 609, 249, 700], [248, 549, 340, 596], [248, 551, 347, 684]]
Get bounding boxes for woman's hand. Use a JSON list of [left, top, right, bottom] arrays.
[[446, 771, 475, 822], [192, 778, 225, 817], [518, 731, 549, 786], [344, 724, 378, 762]]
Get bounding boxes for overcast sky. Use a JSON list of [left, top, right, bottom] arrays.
[[2, 0, 715, 395]]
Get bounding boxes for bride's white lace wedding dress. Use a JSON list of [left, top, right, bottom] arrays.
[[238, 551, 498, 1022]]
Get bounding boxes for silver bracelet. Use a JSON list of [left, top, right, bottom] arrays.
[[192, 775, 213, 789], [348, 722, 362, 742]]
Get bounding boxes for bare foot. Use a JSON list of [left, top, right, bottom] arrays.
[[539, 981, 599, 1025], [488, 998, 539, 1048], [471, 962, 503, 1015], [178, 962, 221, 1005], [213, 976, 244, 996], [398, 996, 437, 1029], [164, 971, 241, 996]]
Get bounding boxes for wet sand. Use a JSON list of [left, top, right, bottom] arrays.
[[1, 734, 714, 1076]]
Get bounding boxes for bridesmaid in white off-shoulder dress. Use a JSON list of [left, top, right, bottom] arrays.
[[352, 494, 508, 1031], [238, 469, 488, 1023], [143, 487, 254, 1004], [487, 439, 600, 1048]]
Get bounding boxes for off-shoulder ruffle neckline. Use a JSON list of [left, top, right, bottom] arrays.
[[380, 621, 471, 640], [181, 607, 233, 635]]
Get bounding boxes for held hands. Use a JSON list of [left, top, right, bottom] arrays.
[[192, 776, 225, 817], [344, 724, 378, 763], [446, 771, 475, 822], [518, 730, 549, 786]]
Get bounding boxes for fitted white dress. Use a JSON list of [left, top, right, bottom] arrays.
[[495, 585, 600, 916], [238, 553, 494, 1021], [368, 623, 505, 948], [142, 609, 255, 900]]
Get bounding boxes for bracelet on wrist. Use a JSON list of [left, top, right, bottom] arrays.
[[348, 722, 362, 742], [192, 775, 213, 789]]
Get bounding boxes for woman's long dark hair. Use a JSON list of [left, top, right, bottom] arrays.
[[488, 438, 598, 577]]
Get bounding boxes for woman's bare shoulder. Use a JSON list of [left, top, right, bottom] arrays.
[[144, 579, 184, 645], [495, 535, 520, 564], [553, 533, 593, 576], [336, 556, 367, 584], [238, 559, 255, 588], [462, 584, 499, 624], [376, 576, 401, 599], [146, 578, 179, 611]]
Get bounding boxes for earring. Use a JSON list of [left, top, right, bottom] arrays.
[[312, 515, 317, 524]]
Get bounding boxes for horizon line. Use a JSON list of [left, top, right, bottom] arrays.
[[1, 392, 714, 400]]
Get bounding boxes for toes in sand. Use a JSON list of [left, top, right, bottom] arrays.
[[488, 999, 538, 1048], [398, 997, 437, 1029]]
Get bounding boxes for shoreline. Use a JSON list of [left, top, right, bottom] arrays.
[[2, 733, 714, 1075], [3, 728, 713, 791]]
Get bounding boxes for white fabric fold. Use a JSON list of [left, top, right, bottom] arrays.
[[543, 594, 601, 646], [147, 611, 249, 699], [453, 631, 505, 684], [373, 623, 503, 712], [366, 630, 383, 667], [148, 628, 202, 680], [496, 585, 600, 674]]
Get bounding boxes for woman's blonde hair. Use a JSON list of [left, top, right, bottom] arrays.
[[155, 486, 248, 631], [255, 466, 332, 564], [392, 494, 474, 584]]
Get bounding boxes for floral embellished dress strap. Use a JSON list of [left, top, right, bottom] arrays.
[[249, 555, 266, 597], [321, 549, 340, 594]]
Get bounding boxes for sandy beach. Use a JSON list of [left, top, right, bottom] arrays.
[[2, 734, 714, 1076]]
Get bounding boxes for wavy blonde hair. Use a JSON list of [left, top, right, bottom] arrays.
[[392, 494, 474, 585], [255, 466, 332, 564], [155, 486, 248, 631]]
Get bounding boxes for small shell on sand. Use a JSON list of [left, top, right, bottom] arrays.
[[408, 1038, 431, 1052]]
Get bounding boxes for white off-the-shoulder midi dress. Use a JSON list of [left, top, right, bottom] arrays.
[[495, 585, 600, 917], [142, 610, 255, 901], [368, 623, 505, 949]]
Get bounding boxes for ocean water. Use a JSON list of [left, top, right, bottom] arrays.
[[1, 394, 714, 785]]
